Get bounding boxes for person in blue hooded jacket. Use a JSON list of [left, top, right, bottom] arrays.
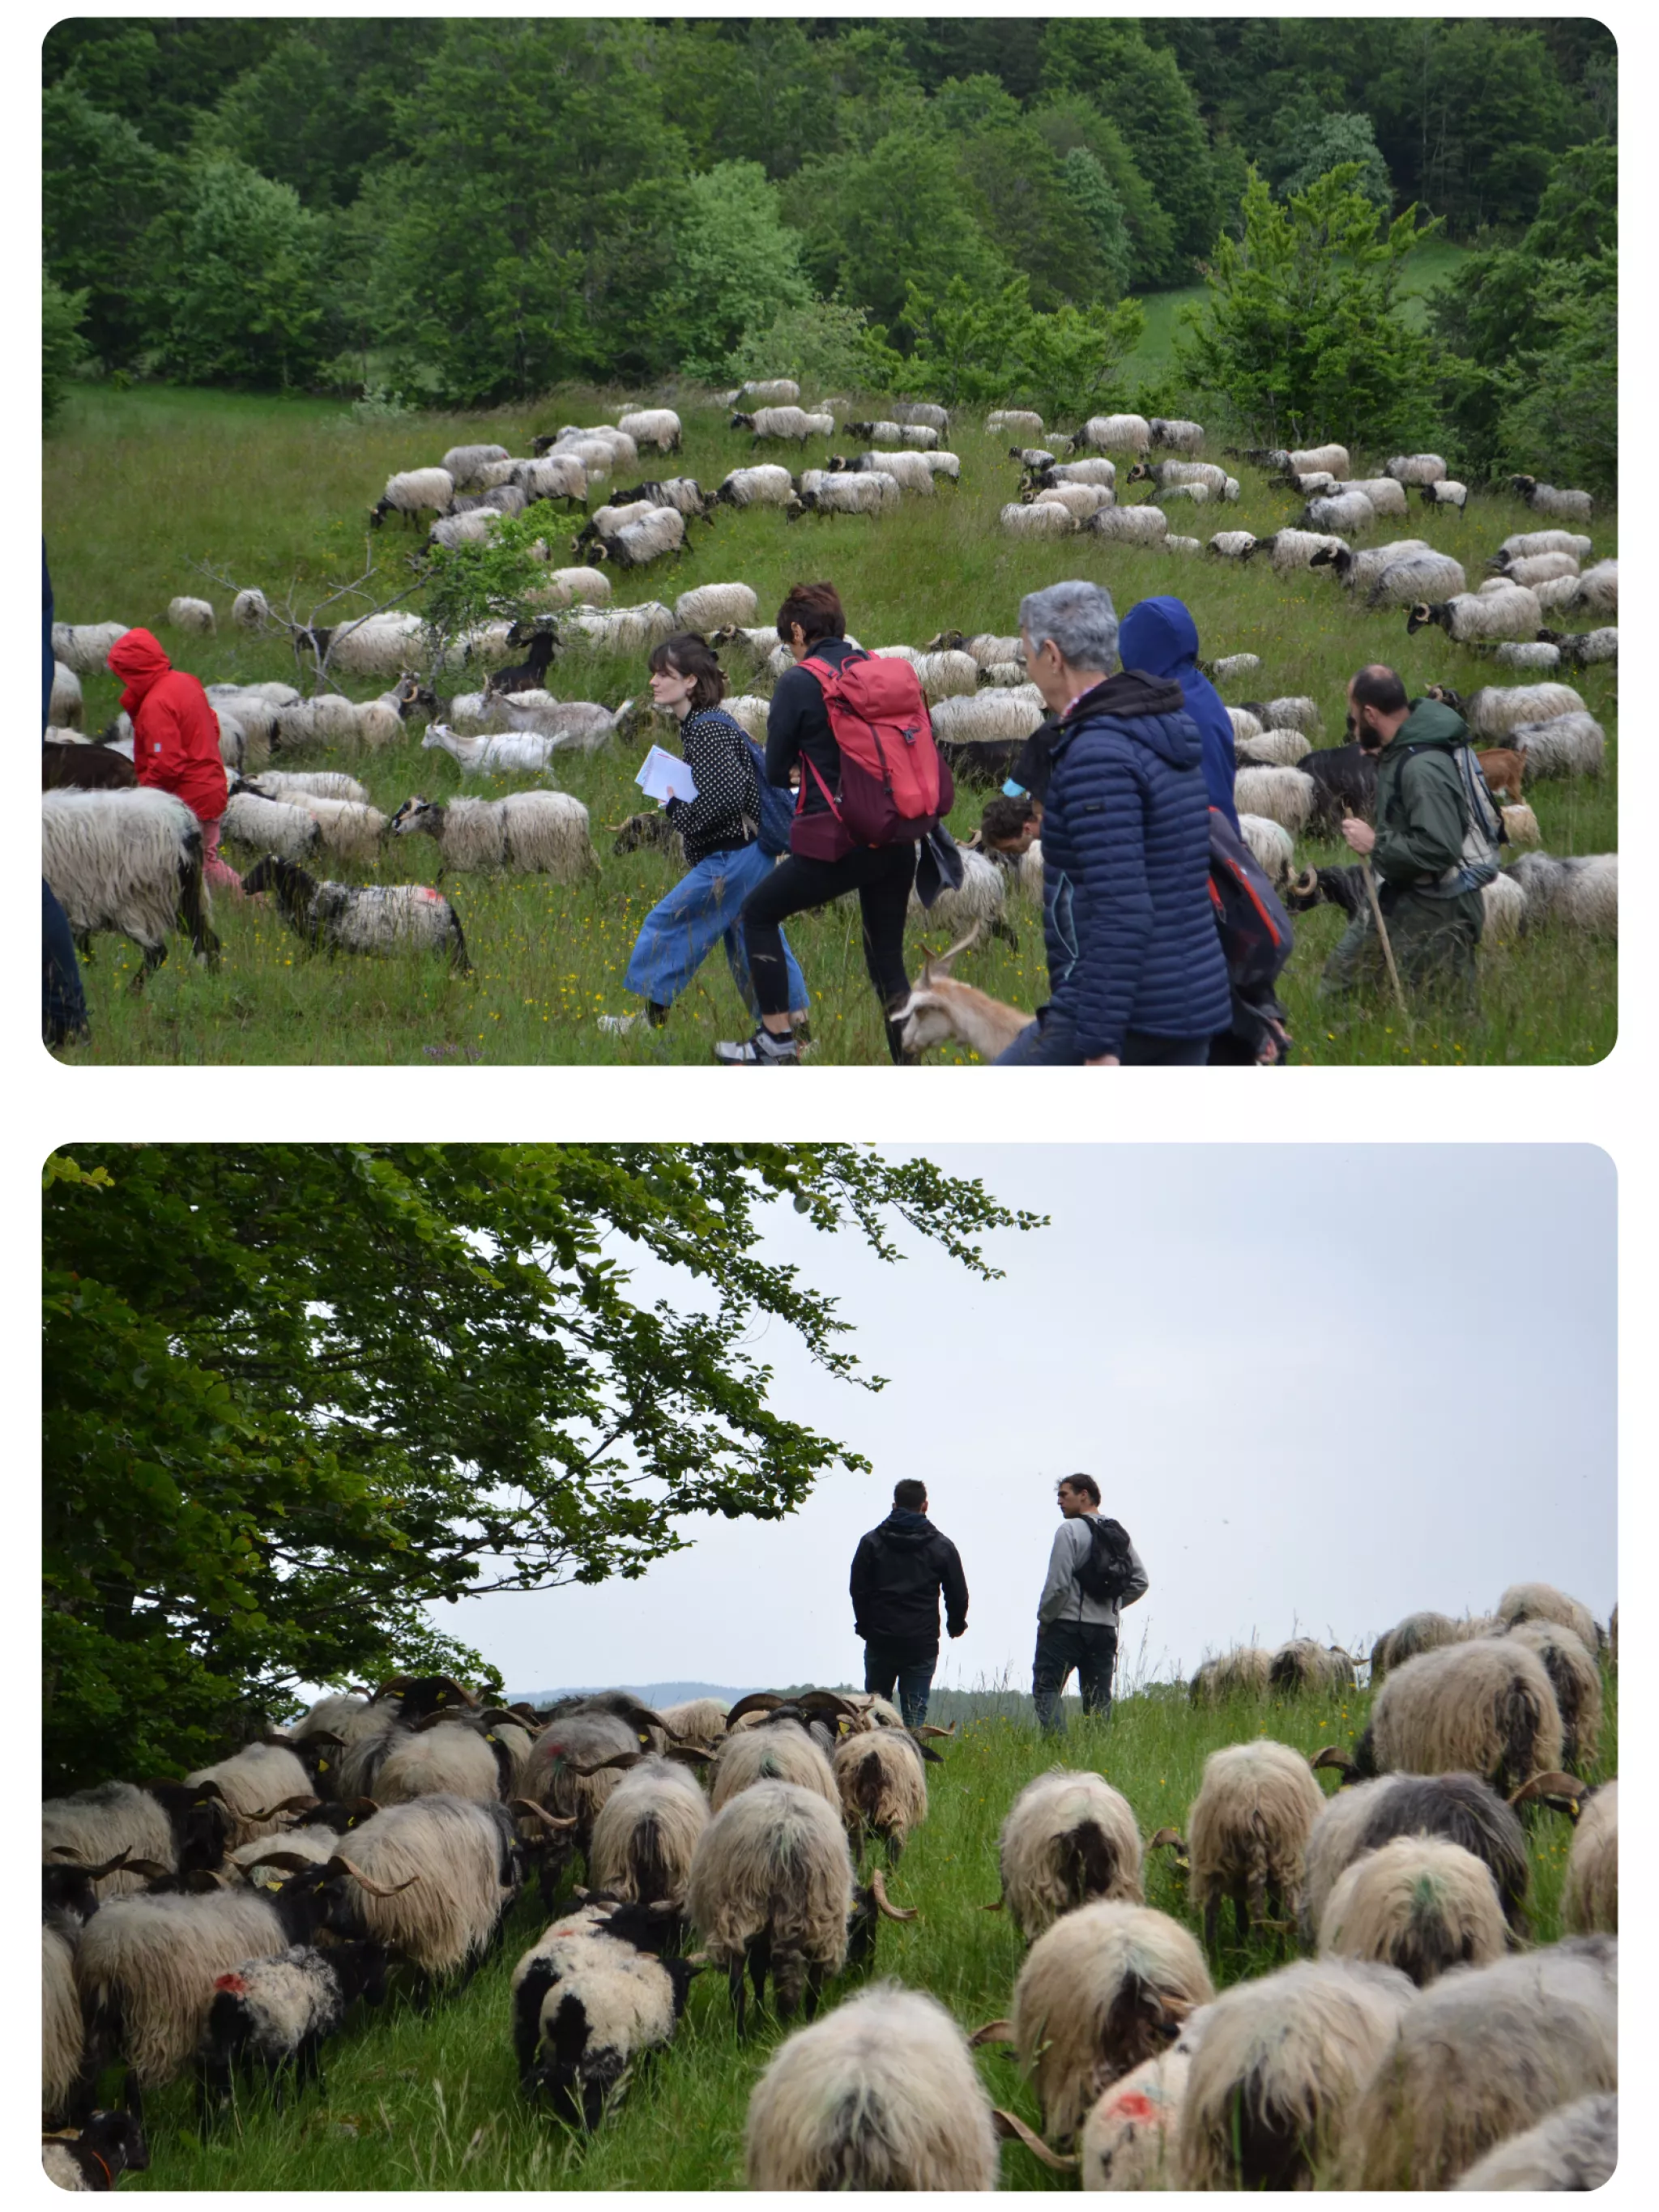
[[1116, 595, 1239, 832], [995, 580, 1232, 1065]]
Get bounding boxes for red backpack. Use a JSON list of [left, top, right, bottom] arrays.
[[793, 650, 954, 859]]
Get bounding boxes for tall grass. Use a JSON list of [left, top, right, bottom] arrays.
[[117, 1658, 1614, 2192], [45, 369, 1614, 1066]]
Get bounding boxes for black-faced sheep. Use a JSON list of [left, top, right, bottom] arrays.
[[42, 788, 221, 986], [715, 464, 795, 509], [1002, 1899, 1214, 2147], [1252, 527, 1348, 572], [1341, 1935, 1618, 2188], [1408, 584, 1543, 641], [1078, 2007, 1209, 2191], [1509, 475, 1593, 521], [730, 405, 833, 444], [1087, 504, 1169, 546], [1316, 1835, 1508, 1984], [41, 2112, 149, 2192], [1453, 2091, 1618, 2191], [524, 1919, 695, 2126], [370, 467, 454, 527], [831, 448, 936, 495], [240, 855, 472, 974], [1304, 489, 1378, 535], [745, 1984, 1000, 2190], [1301, 1768, 1532, 1939], [994, 1770, 1144, 1940], [389, 791, 597, 882], [1176, 1739, 1325, 1950], [43, 1782, 233, 1904], [1418, 478, 1469, 508], [1175, 1957, 1414, 2189], [831, 1728, 929, 1862], [195, 1938, 387, 2123]]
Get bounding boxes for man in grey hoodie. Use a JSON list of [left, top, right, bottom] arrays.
[[1033, 1474, 1149, 1733]]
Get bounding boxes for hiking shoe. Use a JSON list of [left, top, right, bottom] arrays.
[[714, 1028, 800, 1065]]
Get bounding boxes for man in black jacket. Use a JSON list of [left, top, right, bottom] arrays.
[[848, 1480, 968, 1725]]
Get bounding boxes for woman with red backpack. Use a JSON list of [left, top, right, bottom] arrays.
[[717, 582, 949, 1067]]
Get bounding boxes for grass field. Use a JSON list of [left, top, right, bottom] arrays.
[[44, 343, 1614, 1068], [112, 1656, 1615, 2192]]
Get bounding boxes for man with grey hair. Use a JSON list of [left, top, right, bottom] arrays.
[[994, 580, 1231, 1064]]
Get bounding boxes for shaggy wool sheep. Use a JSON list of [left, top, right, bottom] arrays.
[[1501, 1619, 1602, 1769], [441, 442, 510, 488], [1176, 1958, 1414, 2189], [737, 378, 800, 404], [1497, 1580, 1601, 1651], [167, 595, 215, 634], [43, 1922, 85, 2121], [587, 1757, 710, 1907], [906, 845, 1017, 949], [1560, 1779, 1617, 1936], [1087, 504, 1169, 546], [1206, 531, 1258, 560], [710, 1718, 838, 1814], [372, 467, 454, 526], [831, 1730, 929, 1862], [686, 1779, 863, 2031], [1267, 442, 1350, 479], [1188, 1646, 1273, 1701], [996, 1771, 1143, 1939], [1254, 528, 1348, 572], [1038, 458, 1117, 492], [43, 1782, 232, 1904], [1080, 413, 1150, 454], [987, 408, 1045, 435], [223, 788, 324, 863], [49, 660, 84, 728], [1369, 1609, 1486, 1678], [791, 467, 902, 518], [1508, 714, 1606, 780], [373, 1721, 507, 1807], [1315, 537, 1430, 590], [1001, 500, 1076, 538], [1232, 765, 1314, 835], [1351, 1637, 1564, 1794], [184, 1745, 314, 1848], [1078, 2007, 1209, 2191], [591, 505, 684, 569], [521, 1706, 654, 1837], [1149, 416, 1205, 454], [196, 1939, 386, 2121], [715, 463, 795, 509], [1435, 680, 1585, 739], [1033, 482, 1115, 521], [834, 448, 935, 494], [1454, 2091, 1617, 2191], [1317, 1835, 1508, 1984], [617, 408, 682, 453], [239, 856, 471, 973], [527, 1930, 691, 2126], [1408, 584, 1543, 641], [746, 1984, 1000, 2190], [40, 2112, 149, 2192], [1269, 1639, 1357, 1695], [1304, 490, 1378, 535], [1419, 479, 1469, 509], [1007, 1900, 1214, 2146], [672, 582, 757, 631], [1235, 727, 1311, 767], [390, 791, 596, 881], [42, 787, 220, 985], [1129, 458, 1229, 494], [53, 621, 131, 676], [327, 1795, 517, 1978], [1510, 476, 1594, 521], [1345, 475, 1410, 518], [1341, 1935, 1618, 2188], [1384, 453, 1448, 484], [1182, 1740, 1325, 1949], [232, 588, 269, 631], [1302, 1769, 1530, 1940]]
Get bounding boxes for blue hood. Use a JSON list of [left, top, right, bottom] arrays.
[[1117, 596, 1239, 830]]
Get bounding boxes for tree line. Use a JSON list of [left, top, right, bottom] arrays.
[[42, 18, 1614, 489]]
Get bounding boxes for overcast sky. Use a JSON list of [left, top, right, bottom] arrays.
[[435, 1147, 1616, 1698]]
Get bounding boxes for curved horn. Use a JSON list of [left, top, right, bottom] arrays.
[[970, 2018, 1016, 2047], [567, 1751, 646, 1778], [916, 1722, 957, 1738], [1146, 1826, 1187, 1852], [1311, 1745, 1356, 1775], [980, 1895, 1007, 1913], [510, 1797, 579, 1832], [122, 1857, 173, 1881], [246, 1848, 324, 1873], [369, 1677, 409, 1705], [328, 1855, 422, 1898], [241, 1794, 322, 1822], [1290, 866, 1319, 897], [868, 1868, 918, 1921], [723, 1691, 785, 1724], [412, 1708, 474, 1733], [992, 2110, 1078, 2172], [478, 1709, 527, 1732], [663, 1740, 714, 1765], [931, 922, 984, 977], [1509, 1771, 1587, 1813]]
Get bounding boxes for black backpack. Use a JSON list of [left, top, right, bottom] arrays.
[[1075, 1515, 1142, 1606]]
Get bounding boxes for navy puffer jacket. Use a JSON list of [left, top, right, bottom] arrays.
[[1041, 672, 1233, 1058]]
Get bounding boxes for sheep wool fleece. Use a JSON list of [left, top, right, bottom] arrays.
[[1036, 672, 1233, 1059], [106, 628, 228, 827]]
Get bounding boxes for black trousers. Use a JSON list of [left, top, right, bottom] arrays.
[[1033, 1619, 1118, 1733], [740, 843, 918, 1055], [862, 1637, 938, 1728]]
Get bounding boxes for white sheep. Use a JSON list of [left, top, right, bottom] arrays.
[[1269, 441, 1350, 479], [1148, 415, 1205, 453], [1384, 453, 1448, 484], [793, 467, 902, 516], [52, 621, 131, 676], [616, 408, 681, 453], [1419, 478, 1470, 509], [1407, 584, 1543, 641], [511, 454, 590, 505], [239, 855, 471, 972], [231, 587, 269, 631], [1165, 532, 1205, 553], [841, 448, 935, 494], [1235, 726, 1311, 766], [1492, 549, 1580, 588], [1128, 458, 1226, 494], [1304, 488, 1377, 534], [1342, 475, 1409, 518], [996, 1769, 1143, 1939], [1317, 1835, 1508, 1984], [1491, 640, 1561, 671], [1034, 482, 1115, 521], [372, 467, 454, 526], [738, 377, 800, 404], [1503, 1617, 1604, 1767], [1087, 504, 1169, 546], [931, 688, 1047, 746], [1560, 1779, 1617, 1935], [429, 509, 501, 551], [528, 563, 611, 611], [731, 405, 832, 443], [1356, 1635, 1563, 1792], [987, 407, 1044, 435], [1206, 530, 1257, 560], [870, 645, 979, 700], [906, 846, 1014, 950], [1510, 475, 1593, 520], [1182, 1739, 1324, 1947], [1501, 526, 1593, 560], [1256, 527, 1347, 572], [1507, 849, 1616, 931], [1232, 765, 1314, 834], [262, 786, 388, 867], [49, 661, 86, 730], [1001, 500, 1076, 538], [1081, 413, 1149, 454], [1453, 2092, 1618, 2192], [715, 463, 795, 509], [1509, 713, 1606, 780], [1043, 457, 1117, 488], [327, 610, 426, 680], [1206, 650, 1262, 682], [389, 791, 596, 880], [1151, 480, 1212, 506], [441, 442, 510, 488], [561, 602, 676, 656], [42, 787, 220, 983], [1238, 813, 1294, 884], [223, 788, 323, 863], [167, 595, 215, 634], [921, 449, 962, 479], [674, 582, 757, 630], [1439, 679, 1584, 738]]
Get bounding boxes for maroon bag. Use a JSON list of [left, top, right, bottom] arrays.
[[791, 650, 954, 860]]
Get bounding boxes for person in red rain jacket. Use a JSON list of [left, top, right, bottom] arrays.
[[105, 629, 241, 889]]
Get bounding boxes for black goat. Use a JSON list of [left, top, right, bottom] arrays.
[[484, 620, 558, 697], [1284, 863, 1366, 918], [935, 738, 1027, 791], [1301, 744, 1378, 834], [43, 741, 137, 791]]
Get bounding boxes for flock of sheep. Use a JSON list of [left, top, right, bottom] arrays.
[[42, 1572, 1614, 2192], [43, 389, 1616, 1042]]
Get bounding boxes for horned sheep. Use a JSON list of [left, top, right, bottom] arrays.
[[1559, 1779, 1617, 1935], [831, 1730, 929, 1862], [40, 2112, 149, 2192], [1407, 584, 1543, 641], [1369, 1609, 1487, 1678], [616, 408, 682, 453], [322, 1794, 519, 1979], [1040, 457, 1117, 489], [1497, 1579, 1602, 1652], [1005, 1900, 1213, 2146], [441, 442, 510, 488], [371, 467, 454, 526], [791, 467, 901, 518], [1340, 1935, 1618, 2189], [372, 1719, 510, 1806], [1149, 416, 1205, 453], [1001, 499, 1076, 539], [1317, 1835, 1508, 1984], [42, 787, 220, 986], [1303, 1769, 1531, 1940], [1087, 503, 1169, 547], [730, 406, 833, 444], [1232, 765, 1314, 835], [1500, 1617, 1602, 1769], [1508, 850, 1618, 930], [833, 448, 936, 495], [710, 1716, 838, 1815], [1181, 1739, 1325, 1949], [1508, 714, 1607, 780], [1454, 2091, 1618, 2191], [522, 1707, 653, 1839], [746, 1984, 1000, 2191], [1176, 1958, 1414, 2189], [1081, 413, 1150, 454], [524, 1920, 693, 2126], [1032, 481, 1115, 522], [1384, 453, 1448, 484], [1253, 527, 1347, 572], [1349, 1636, 1564, 1795], [851, 418, 940, 448], [1266, 442, 1350, 479], [184, 1744, 315, 1848], [223, 788, 322, 863], [239, 856, 472, 974], [43, 1923, 85, 2121], [1126, 458, 1229, 495], [1304, 489, 1378, 535], [1419, 478, 1470, 509], [587, 1757, 711, 1907], [995, 1770, 1143, 1940], [1078, 2008, 1209, 2191], [196, 1938, 387, 2120]]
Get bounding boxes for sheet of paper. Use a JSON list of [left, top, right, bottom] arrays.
[[635, 744, 697, 805]]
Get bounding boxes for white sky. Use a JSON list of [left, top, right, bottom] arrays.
[[434, 1146, 1616, 1697]]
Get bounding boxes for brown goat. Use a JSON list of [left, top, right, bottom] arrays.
[[1476, 748, 1525, 803]]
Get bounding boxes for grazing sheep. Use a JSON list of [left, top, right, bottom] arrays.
[[1509, 714, 1606, 780], [1501, 801, 1540, 845], [907, 843, 1017, 945], [1350, 1637, 1564, 1795], [196, 1939, 386, 2120], [510, 1899, 680, 2080], [43, 1782, 232, 1906], [746, 1984, 999, 2191], [1430, 680, 1585, 740], [1501, 1619, 1602, 1769], [1317, 1835, 1508, 1984], [372, 1720, 509, 1807], [1149, 416, 1205, 454], [1270, 1639, 1356, 1694], [715, 463, 795, 510], [1078, 2007, 1209, 2192], [389, 791, 595, 881], [791, 467, 902, 518], [167, 595, 215, 634], [326, 1795, 516, 1978], [737, 378, 800, 404], [1280, 467, 1338, 497], [1314, 537, 1429, 590], [586, 1758, 710, 1907], [1177, 1958, 1414, 2189], [730, 406, 832, 444], [1087, 503, 1170, 547], [1236, 727, 1311, 767], [42, 787, 220, 985], [832, 448, 936, 495], [1148, 480, 1212, 507], [656, 1698, 727, 1745], [1302, 1769, 1531, 1940], [231, 589, 270, 630], [240, 855, 471, 974], [710, 1718, 838, 1815], [1492, 639, 1563, 670], [853, 419, 940, 449], [507, 454, 589, 507], [685, 1779, 864, 2031], [591, 505, 684, 569], [1188, 1646, 1273, 1701], [1341, 1935, 1618, 2189], [831, 1730, 929, 1863], [1007, 1901, 1214, 2147], [1539, 624, 1616, 667], [1482, 870, 1529, 941], [1489, 549, 1580, 589], [521, 1708, 646, 1841], [1559, 1779, 1617, 1935], [49, 660, 85, 728], [616, 408, 681, 453], [1206, 530, 1257, 560], [1001, 499, 1076, 538], [1253, 527, 1348, 572], [1344, 475, 1410, 518], [1080, 413, 1149, 454], [889, 400, 949, 431], [184, 1745, 315, 1848], [1418, 478, 1470, 509], [1304, 490, 1378, 534], [1267, 442, 1350, 479], [1033, 481, 1115, 521], [1369, 548, 1474, 608], [526, 1927, 693, 2126], [1503, 526, 1594, 560], [53, 621, 131, 676], [441, 442, 510, 488], [1370, 1610, 1485, 1679], [1131, 458, 1229, 497], [223, 787, 324, 863], [1454, 2091, 1618, 2191], [1231, 764, 1314, 835], [1510, 476, 1594, 521], [1384, 453, 1448, 484], [1556, 557, 1618, 619], [919, 449, 962, 479], [40, 2112, 149, 2192], [371, 467, 454, 526], [326, 610, 426, 680], [672, 582, 756, 631], [996, 1771, 1143, 1939], [1407, 585, 1543, 641], [1181, 1740, 1324, 1949], [987, 408, 1044, 435]]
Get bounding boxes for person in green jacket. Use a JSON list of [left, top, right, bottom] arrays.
[[1321, 663, 1485, 1001]]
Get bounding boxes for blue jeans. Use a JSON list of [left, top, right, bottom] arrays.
[[1033, 1620, 1118, 1733], [863, 1639, 937, 1728], [625, 845, 808, 1013], [995, 1008, 1211, 1065]]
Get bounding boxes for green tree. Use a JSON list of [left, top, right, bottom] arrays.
[[729, 297, 899, 395], [1175, 165, 1443, 449], [145, 157, 330, 389], [42, 84, 176, 368], [43, 1144, 1040, 1790], [1062, 148, 1134, 301], [932, 76, 1117, 312], [42, 279, 90, 428], [1017, 300, 1147, 427], [895, 275, 1036, 408], [1277, 113, 1392, 214], [672, 163, 812, 381], [418, 513, 556, 693]]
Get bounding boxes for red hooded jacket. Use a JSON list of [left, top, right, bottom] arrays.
[[105, 629, 228, 825]]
